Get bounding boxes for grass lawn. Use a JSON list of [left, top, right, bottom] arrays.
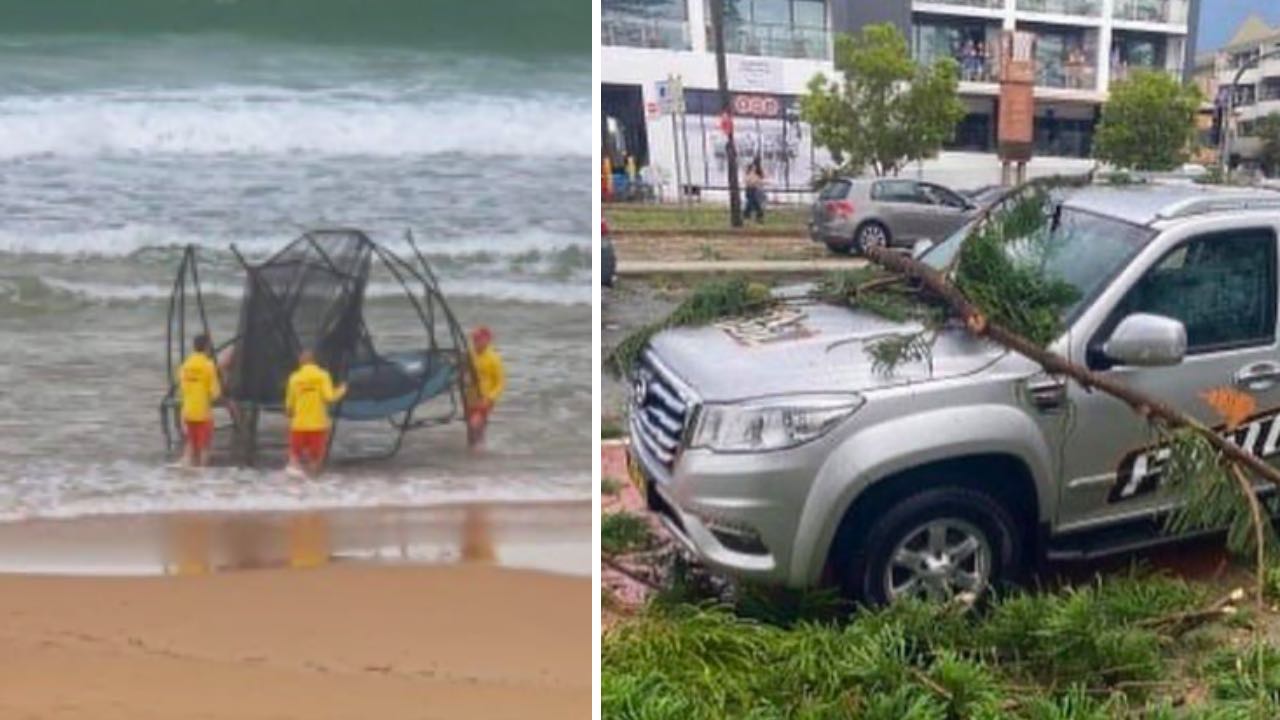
[[605, 202, 809, 234]]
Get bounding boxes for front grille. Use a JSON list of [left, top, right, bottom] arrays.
[[630, 352, 693, 470]]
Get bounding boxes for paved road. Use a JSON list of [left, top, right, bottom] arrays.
[[618, 258, 868, 275]]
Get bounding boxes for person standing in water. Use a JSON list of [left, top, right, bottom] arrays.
[[467, 326, 505, 447], [285, 349, 347, 478], [178, 333, 221, 467]]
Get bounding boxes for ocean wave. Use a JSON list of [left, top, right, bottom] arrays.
[[0, 225, 587, 260], [0, 90, 589, 158], [3, 274, 589, 309], [0, 460, 590, 523]]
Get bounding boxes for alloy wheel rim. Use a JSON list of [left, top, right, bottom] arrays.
[[884, 518, 991, 602], [861, 225, 886, 249]]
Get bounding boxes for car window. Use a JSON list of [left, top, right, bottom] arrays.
[[874, 180, 925, 204], [924, 184, 967, 209], [818, 180, 850, 201], [1112, 228, 1277, 353]]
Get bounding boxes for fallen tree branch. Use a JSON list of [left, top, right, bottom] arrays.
[[1137, 587, 1244, 633], [603, 554, 665, 592], [862, 244, 1280, 495]]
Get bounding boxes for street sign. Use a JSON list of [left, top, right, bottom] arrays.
[[654, 74, 685, 115]]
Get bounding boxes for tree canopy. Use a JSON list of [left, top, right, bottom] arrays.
[[800, 23, 965, 178], [1093, 69, 1202, 171]]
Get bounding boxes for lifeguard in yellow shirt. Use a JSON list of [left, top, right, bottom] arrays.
[[285, 350, 347, 477], [178, 333, 221, 467], [467, 326, 505, 447]]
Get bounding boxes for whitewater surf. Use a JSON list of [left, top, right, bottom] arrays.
[[0, 9, 589, 520]]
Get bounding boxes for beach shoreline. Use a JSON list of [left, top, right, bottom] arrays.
[[0, 564, 589, 719], [0, 501, 590, 719]]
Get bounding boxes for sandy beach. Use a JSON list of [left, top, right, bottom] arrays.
[[0, 504, 590, 719]]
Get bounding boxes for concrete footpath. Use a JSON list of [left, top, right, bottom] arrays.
[[617, 258, 868, 275]]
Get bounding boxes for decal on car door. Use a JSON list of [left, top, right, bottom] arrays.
[[1108, 401, 1280, 503]]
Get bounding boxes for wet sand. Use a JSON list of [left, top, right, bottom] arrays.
[[0, 503, 590, 719]]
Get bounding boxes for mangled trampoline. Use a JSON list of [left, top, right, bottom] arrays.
[[159, 229, 476, 465]]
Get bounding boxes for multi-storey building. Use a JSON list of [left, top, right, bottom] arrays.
[[602, 0, 1200, 196], [1209, 15, 1280, 167]]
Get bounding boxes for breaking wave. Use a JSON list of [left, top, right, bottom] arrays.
[[0, 90, 589, 159]]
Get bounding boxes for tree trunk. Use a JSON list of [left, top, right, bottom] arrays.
[[860, 244, 1280, 492]]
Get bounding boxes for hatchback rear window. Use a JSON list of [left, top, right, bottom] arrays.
[[818, 180, 850, 200]]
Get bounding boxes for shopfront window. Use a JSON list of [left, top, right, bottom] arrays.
[[603, 0, 691, 51], [709, 0, 829, 60]]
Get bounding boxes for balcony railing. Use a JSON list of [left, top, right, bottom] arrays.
[[1109, 64, 1179, 86], [1037, 60, 1098, 90], [1112, 0, 1189, 24], [1017, 0, 1102, 18], [710, 23, 829, 60], [602, 13, 691, 51], [916, 0, 1004, 9], [917, 49, 1002, 82]]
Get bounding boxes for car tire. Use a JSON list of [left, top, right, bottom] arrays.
[[823, 240, 852, 255], [854, 222, 890, 255], [842, 487, 1023, 606]]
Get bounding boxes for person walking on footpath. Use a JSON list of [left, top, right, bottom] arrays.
[[743, 158, 766, 224]]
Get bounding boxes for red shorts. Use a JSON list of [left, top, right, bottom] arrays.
[[185, 420, 212, 452], [289, 430, 329, 461]]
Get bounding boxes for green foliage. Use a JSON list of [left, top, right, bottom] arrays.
[[800, 23, 966, 177], [602, 572, 1212, 718], [608, 276, 773, 376], [866, 331, 936, 376], [601, 476, 623, 497], [1163, 427, 1278, 557], [1093, 69, 1203, 171], [602, 511, 655, 556], [601, 417, 624, 440], [1258, 113, 1280, 179], [953, 190, 1081, 346]]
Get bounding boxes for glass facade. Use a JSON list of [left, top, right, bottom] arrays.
[[1110, 31, 1170, 84], [918, 0, 1004, 8], [1112, 0, 1189, 24], [913, 17, 1002, 82], [602, 0, 692, 50], [708, 0, 829, 60], [1025, 24, 1099, 89], [1016, 0, 1102, 18]]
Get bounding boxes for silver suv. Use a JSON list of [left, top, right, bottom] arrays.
[[629, 183, 1280, 605], [808, 178, 979, 255]]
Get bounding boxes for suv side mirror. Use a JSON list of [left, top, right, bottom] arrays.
[[1102, 313, 1187, 367], [911, 238, 934, 259]]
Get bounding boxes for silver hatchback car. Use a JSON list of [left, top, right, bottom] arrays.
[[809, 177, 979, 255]]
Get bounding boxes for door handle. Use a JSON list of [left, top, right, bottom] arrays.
[[1234, 362, 1280, 391]]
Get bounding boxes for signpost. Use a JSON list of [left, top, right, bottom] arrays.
[[998, 30, 1036, 186], [656, 75, 687, 204]]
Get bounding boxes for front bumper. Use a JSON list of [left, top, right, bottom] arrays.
[[628, 417, 820, 586]]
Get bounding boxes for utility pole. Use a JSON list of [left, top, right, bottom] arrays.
[[710, 0, 742, 227]]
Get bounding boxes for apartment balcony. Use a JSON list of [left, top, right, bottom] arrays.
[[1038, 61, 1098, 91], [710, 22, 829, 61], [916, 47, 1002, 84], [914, 0, 1004, 10], [602, 12, 691, 51], [1017, 0, 1102, 19], [1109, 64, 1180, 88], [1112, 0, 1189, 25], [1263, 56, 1280, 79]]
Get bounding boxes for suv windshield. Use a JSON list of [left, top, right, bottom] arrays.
[[921, 204, 1156, 322]]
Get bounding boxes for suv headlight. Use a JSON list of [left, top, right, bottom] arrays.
[[689, 394, 864, 453]]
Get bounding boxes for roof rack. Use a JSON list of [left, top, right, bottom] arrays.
[[1154, 192, 1280, 221]]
